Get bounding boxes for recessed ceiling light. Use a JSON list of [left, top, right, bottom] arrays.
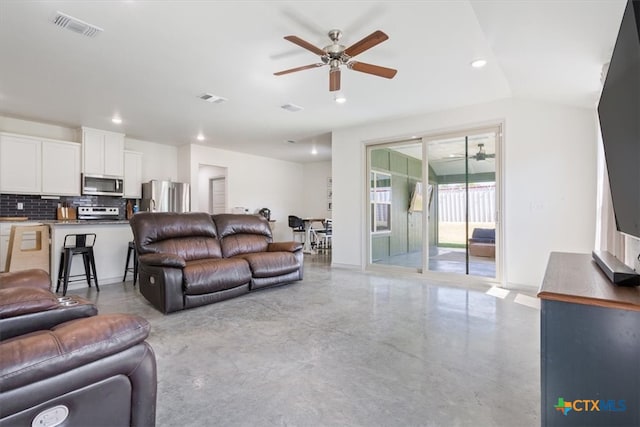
[[112, 116, 122, 124], [197, 133, 205, 141], [334, 92, 347, 104], [311, 147, 318, 155], [471, 59, 487, 68]]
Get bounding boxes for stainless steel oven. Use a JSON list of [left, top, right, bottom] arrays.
[[82, 174, 124, 197]]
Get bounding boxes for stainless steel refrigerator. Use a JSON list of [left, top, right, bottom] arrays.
[[140, 180, 190, 212]]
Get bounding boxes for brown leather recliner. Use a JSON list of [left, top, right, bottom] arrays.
[[0, 269, 157, 426], [130, 212, 303, 314]]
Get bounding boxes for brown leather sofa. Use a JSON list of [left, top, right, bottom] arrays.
[[130, 212, 304, 314], [0, 269, 157, 426]]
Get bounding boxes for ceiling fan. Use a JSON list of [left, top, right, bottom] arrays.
[[273, 29, 398, 92], [445, 143, 496, 162]]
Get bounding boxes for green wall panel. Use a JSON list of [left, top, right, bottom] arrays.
[[372, 235, 390, 261], [408, 157, 422, 179], [371, 149, 390, 170], [390, 175, 409, 256], [390, 151, 408, 175]]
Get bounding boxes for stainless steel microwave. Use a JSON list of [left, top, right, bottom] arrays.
[[82, 174, 124, 197]]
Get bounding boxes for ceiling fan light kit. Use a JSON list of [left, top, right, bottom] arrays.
[[274, 29, 398, 92]]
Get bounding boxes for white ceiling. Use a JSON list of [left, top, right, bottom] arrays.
[[0, 0, 627, 163]]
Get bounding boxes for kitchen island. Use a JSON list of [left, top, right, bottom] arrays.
[[49, 220, 133, 289]]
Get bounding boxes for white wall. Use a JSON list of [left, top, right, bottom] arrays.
[[0, 116, 78, 142], [180, 144, 305, 241], [124, 138, 178, 182], [332, 98, 597, 288], [302, 161, 332, 219]]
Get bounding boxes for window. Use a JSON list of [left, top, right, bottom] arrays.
[[370, 171, 391, 233]]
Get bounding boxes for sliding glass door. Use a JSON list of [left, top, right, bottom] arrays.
[[367, 127, 500, 281]]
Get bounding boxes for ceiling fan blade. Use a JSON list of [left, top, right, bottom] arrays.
[[274, 63, 325, 76], [348, 61, 397, 79], [344, 30, 389, 57], [329, 68, 341, 92], [284, 35, 326, 56]]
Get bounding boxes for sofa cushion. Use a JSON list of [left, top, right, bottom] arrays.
[[183, 258, 251, 295], [470, 228, 495, 244], [239, 252, 300, 278], [131, 212, 222, 261], [0, 269, 51, 290], [221, 234, 270, 258], [213, 214, 272, 239]]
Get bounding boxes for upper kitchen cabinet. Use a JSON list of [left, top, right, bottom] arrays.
[[42, 140, 81, 196], [123, 150, 143, 199], [82, 127, 125, 177], [0, 133, 42, 194], [0, 133, 81, 196]]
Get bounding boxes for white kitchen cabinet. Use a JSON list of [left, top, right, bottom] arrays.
[[0, 132, 82, 196], [42, 140, 81, 196], [82, 127, 124, 176], [0, 134, 42, 194], [123, 150, 143, 198]]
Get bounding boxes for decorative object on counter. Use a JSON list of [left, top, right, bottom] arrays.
[[126, 201, 133, 220], [122, 240, 138, 286], [56, 202, 76, 220], [258, 208, 271, 221], [5, 225, 50, 274], [133, 204, 139, 213], [56, 233, 99, 296]]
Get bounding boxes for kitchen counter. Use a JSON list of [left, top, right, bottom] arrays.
[[49, 221, 134, 288], [49, 219, 130, 225], [0, 219, 130, 225]]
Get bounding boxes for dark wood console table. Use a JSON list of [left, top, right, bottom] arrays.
[[538, 252, 640, 426]]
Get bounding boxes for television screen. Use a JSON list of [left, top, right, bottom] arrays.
[[597, 0, 640, 238]]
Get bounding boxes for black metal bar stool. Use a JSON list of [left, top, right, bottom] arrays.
[[56, 233, 99, 296], [122, 240, 138, 286]]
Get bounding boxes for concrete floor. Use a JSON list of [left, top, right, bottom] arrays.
[[81, 253, 540, 426], [374, 247, 497, 279]]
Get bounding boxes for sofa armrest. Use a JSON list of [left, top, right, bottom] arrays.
[[0, 287, 58, 319], [0, 314, 150, 391], [0, 288, 98, 340], [139, 253, 186, 268], [0, 269, 51, 290], [268, 241, 303, 253]]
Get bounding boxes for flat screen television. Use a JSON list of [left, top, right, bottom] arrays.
[[598, 0, 640, 239], [595, 0, 640, 286]]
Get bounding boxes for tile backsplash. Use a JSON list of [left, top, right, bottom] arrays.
[[0, 194, 129, 220]]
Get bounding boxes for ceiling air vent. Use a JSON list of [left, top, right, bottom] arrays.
[[281, 103, 303, 112], [199, 93, 228, 104], [50, 11, 103, 38]]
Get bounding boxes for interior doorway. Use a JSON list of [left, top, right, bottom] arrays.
[[366, 125, 502, 282], [210, 177, 226, 214], [197, 164, 227, 214]]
